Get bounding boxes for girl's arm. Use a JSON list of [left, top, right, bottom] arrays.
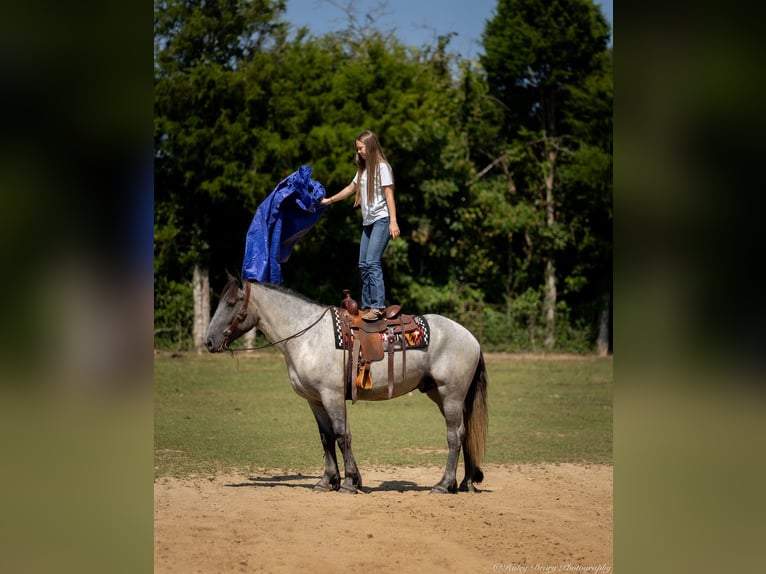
[[320, 181, 356, 206], [384, 186, 400, 239]]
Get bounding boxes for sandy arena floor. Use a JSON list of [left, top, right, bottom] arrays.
[[155, 463, 612, 573]]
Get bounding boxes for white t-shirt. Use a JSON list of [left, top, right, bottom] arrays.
[[353, 162, 394, 225]]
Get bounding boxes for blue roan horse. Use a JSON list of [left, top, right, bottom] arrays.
[[204, 275, 488, 494]]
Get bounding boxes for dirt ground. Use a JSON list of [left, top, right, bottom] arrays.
[[154, 463, 612, 573]]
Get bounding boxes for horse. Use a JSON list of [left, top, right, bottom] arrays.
[[204, 274, 488, 494]]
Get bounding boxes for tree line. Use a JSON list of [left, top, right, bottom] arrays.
[[154, 0, 612, 353]]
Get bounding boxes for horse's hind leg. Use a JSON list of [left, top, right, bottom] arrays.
[[458, 401, 483, 493], [459, 448, 484, 492], [426, 389, 462, 494], [308, 401, 341, 492]]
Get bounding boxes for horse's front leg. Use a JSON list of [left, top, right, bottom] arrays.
[[324, 397, 362, 494], [308, 401, 341, 492]]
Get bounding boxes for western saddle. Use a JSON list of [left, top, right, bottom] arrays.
[[338, 289, 421, 403]]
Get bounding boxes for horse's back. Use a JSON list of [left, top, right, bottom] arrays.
[[423, 313, 480, 351]]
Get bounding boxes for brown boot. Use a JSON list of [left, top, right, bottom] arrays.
[[361, 308, 384, 322]]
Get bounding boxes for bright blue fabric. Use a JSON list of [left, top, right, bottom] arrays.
[[241, 165, 327, 283]]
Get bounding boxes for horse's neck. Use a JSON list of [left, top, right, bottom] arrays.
[[249, 282, 326, 343]]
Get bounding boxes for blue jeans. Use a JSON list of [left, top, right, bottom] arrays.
[[358, 217, 390, 310]]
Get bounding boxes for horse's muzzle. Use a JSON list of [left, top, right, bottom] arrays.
[[204, 337, 225, 353]]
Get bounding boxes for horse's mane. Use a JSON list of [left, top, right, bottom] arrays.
[[255, 280, 324, 307], [220, 272, 325, 308]]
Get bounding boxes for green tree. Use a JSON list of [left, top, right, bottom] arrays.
[[248, 29, 481, 307], [557, 47, 613, 354], [480, 0, 611, 350], [153, 0, 613, 354], [154, 0, 288, 349]]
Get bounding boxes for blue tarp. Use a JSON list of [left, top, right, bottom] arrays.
[[241, 165, 327, 283]]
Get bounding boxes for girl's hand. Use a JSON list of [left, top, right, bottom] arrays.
[[390, 222, 400, 239]]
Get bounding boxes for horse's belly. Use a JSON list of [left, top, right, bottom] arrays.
[[356, 359, 427, 400]]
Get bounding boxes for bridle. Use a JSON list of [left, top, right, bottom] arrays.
[[222, 280, 252, 349], [220, 280, 332, 352]]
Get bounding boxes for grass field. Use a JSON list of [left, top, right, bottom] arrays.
[[154, 351, 612, 478]]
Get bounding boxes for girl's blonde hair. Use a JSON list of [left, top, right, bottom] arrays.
[[353, 130, 392, 207]]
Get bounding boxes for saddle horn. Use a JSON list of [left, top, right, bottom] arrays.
[[340, 289, 359, 315]]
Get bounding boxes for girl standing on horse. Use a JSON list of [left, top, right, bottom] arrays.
[[320, 130, 400, 321]]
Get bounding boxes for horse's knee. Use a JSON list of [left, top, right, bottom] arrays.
[[335, 433, 351, 450]]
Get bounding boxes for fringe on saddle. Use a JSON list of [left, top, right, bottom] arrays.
[[332, 290, 429, 403]]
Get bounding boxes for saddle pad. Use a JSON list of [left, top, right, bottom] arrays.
[[331, 307, 430, 351]]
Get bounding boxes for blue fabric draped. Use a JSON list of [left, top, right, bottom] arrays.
[[241, 165, 327, 283]]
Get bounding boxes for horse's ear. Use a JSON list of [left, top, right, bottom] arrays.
[[225, 269, 241, 288]]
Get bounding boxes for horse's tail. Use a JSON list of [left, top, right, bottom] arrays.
[[464, 351, 488, 483]]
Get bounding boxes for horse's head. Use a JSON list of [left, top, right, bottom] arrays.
[[204, 272, 257, 352]]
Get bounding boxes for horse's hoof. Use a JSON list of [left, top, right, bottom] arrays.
[[339, 484, 359, 494], [429, 485, 451, 494], [458, 477, 484, 492], [313, 482, 336, 493]]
